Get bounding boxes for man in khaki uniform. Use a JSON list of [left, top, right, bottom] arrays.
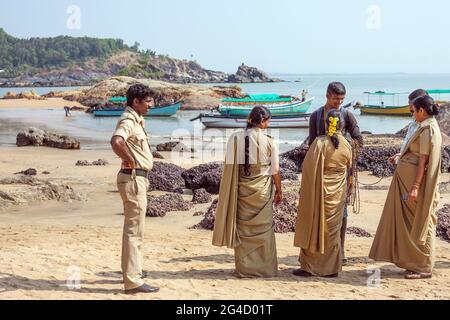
[[110, 84, 159, 294]]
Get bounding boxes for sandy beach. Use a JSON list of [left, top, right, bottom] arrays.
[[0, 146, 449, 300], [0, 98, 86, 110]]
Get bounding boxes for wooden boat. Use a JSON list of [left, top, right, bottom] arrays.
[[191, 113, 310, 128], [357, 91, 411, 116], [218, 97, 314, 116], [93, 101, 181, 117]]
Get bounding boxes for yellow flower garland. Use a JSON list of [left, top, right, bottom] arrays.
[[327, 116, 339, 137]]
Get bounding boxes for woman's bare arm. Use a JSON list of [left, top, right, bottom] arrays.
[[408, 154, 429, 201]]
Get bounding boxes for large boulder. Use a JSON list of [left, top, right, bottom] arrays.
[[227, 63, 279, 83], [280, 141, 309, 172], [147, 162, 185, 193], [437, 204, 450, 242], [182, 162, 224, 194], [146, 193, 193, 217], [16, 127, 80, 149], [192, 188, 212, 204]]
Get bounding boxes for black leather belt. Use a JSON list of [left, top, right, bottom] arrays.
[[119, 168, 148, 177]]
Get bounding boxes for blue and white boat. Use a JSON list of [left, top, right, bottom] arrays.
[[93, 97, 181, 117]]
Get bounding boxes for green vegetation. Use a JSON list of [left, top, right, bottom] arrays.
[[0, 28, 136, 78]]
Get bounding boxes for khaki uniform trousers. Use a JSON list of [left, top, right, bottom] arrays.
[[117, 172, 150, 290]]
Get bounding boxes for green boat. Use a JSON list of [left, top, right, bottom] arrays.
[[218, 94, 314, 116]]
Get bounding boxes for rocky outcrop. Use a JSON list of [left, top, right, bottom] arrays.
[[60, 76, 245, 110], [147, 162, 185, 194], [181, 162, 224, 194], [0, 176, 84, 209], [346, 227, 372, 237], [280, 140, 309, 173], [14, 168, 37, 176], [156, 141, 195, 153], [191, 199, 218, 230], [146, 193, 193, 217], [75, 159, 109, 166], [227, 64, 280, 83], [192, 188, 212, 204], [2, 90, 45, 100], [437, 204, 450, 242], [16, 127, 80, 149]]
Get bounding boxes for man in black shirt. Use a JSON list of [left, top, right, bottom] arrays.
[[306, 82, 363, 263]]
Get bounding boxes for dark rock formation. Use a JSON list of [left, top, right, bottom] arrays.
[[437, 204, 450, 242], [280, 141, 309, 172], [146, 193, 193, 217], [192, 188, 212, 204], [152, 151, 164, 159], [273, 192, 299, 233], [16, 127, 80, 149], [227, 63, 279, 83], [147, 162, 185, 193], [346, 226, 372, 237], [182, 162, 224, 194], [14, 168, 37, 176], [440, 181, 450, 194], [191, 199, 218, 230], [156, 141, 195, 153]]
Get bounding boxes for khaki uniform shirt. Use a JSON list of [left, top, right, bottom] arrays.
[[112, 107, 153, 171]]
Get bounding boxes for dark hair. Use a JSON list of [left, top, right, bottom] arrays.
[[412, 95, 440, 116], [326, 109, 344, 149], [327, 82, 346, 95], [244, 106, 271, 176], [126, 84, 153, 107], [408, 89, 428, 103]]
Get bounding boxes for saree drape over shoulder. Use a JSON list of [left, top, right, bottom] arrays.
[[369, 117, 442, 273], [294, 134, 352, 276], [212, 129, 279, 278]]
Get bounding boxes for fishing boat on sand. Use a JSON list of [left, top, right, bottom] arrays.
[[191, 113, 310, 128], [217, 93, 314, 116], [93, 97, 181, 117]]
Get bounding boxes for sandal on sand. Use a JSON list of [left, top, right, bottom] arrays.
[[404, 271, 432, 280]]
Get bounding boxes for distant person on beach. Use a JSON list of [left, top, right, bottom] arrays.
[[293, 110, 352, 278], [369, 95, 442, 279], [64, 106, 71, 117], [307, 82, 363, 264], [212, 106, 282, 278], [389, 89, 429, 165], [110, 84, 159, 294]]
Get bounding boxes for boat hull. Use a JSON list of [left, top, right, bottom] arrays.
[[359, 104, 410, 115], [218, 98, 313, 116], [93, 102, 181, 117], [198, 113, 310, 128]]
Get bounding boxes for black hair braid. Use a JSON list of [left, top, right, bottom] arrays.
[[326, 109, 344, 150], [243, 106, 271, 176]]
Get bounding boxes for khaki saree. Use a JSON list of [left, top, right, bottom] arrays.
[[294, 134, 352, 276], [369, 117, 442, 273], [212, 129, 278, 277]]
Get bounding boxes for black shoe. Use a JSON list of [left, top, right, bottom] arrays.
[[124, 284, 160, 294], [292, 269, 313, 277]]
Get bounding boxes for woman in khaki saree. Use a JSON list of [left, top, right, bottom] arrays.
[[212, 106, 282, 278], [293, 110, 352, 277], [369, 95, 442, 279]]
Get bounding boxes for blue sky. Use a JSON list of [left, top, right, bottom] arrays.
[[1, 0, 449, 73]]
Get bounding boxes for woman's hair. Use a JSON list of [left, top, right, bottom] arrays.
[[408, 89, 428, 103], [326, 109, 344, 149], [412, 95, 440, 116], [244, 106, 271, 176]]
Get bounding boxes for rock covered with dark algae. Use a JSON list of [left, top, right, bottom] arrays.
[[147, 162, 185, 193], [146, 193, 193, 217], [192, 188, 212, 204], [182, 162, 223, 194], [437, 204, 450, 242]]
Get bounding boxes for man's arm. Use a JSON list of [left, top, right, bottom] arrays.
[[111, 136, 136, 169], [346, 111, 364, 146], [308, 111, 317, 146]]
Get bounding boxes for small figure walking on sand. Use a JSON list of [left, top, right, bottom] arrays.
[[64, 106, 71, 117]]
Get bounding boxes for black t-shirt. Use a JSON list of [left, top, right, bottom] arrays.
[[308, 106, 364, 147]]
